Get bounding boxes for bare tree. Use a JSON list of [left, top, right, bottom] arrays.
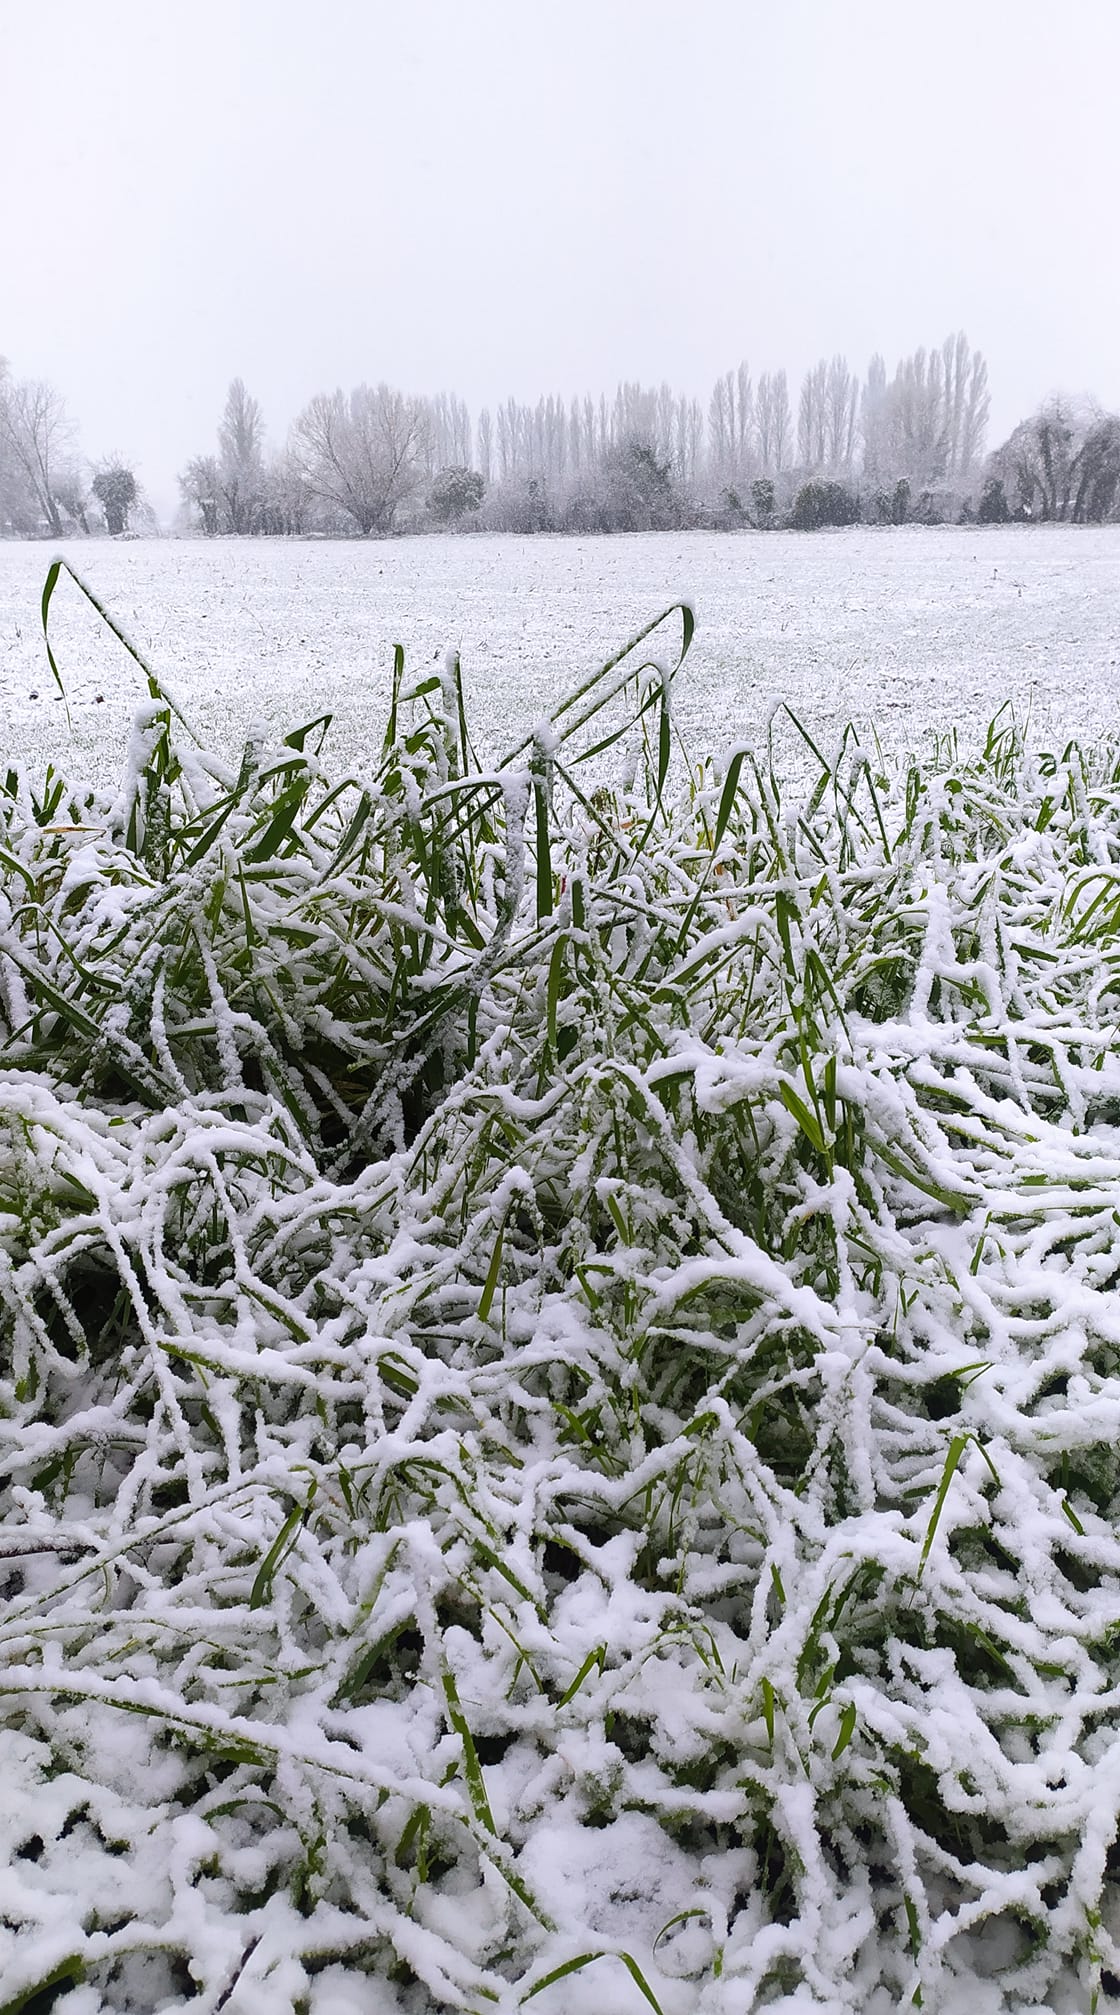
[[940, 332, 968, 481], [770, 370, 791, 472], [613, 382, 655, 450], [0, 357, 34, 533], [565, 398, 580, 469], [957, 343, 990, 476], [533, 393, 568, 483], [797, 361, 829, 470], [880, 348, 949, 489], [476, 407, 493, 487], [656, 384, 678, 471], [258, 448, 315, 535], [217, 378, 265, 533], [860, 354, 889, 485], [52, 468, 92, 535], [856, 335, 987, 493], [674, 395, 704, 489], [292, 383, 430, 534], [734, 362, 754, 473], [179, 454, 222, 535], [709, 372, 733, 479], [756, 369, 792, 474], [429, 392, 472, 473], [496, 399, 520, 482], [584, 395, 599, 464], [0, 377, 76, 536], [825, 355, 859, 474], [708, 363, 753, 486], [755, 372, 777, 473]]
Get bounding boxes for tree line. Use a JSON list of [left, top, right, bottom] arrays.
[[3, 334, 1120, 538]]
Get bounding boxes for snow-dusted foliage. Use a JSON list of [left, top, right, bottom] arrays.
[[4, 571, 1120, 2011]]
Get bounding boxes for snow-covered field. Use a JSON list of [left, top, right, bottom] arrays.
[[7, 529, 1120, 2015], [2, 526, 1119, 783]]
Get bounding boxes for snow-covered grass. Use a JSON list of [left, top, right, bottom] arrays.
[[5, 560, 1120, 2011]]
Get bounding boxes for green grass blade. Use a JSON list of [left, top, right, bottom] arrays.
[[249, 1488, 315, 1609], [534, 775, 553, 920], [918, 1436, 969, 1577], [442, 1668, 497, 1833], [477, 1217, 506, 1325]]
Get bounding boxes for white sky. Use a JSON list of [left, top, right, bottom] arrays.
[[3, 0, 1119, 513]]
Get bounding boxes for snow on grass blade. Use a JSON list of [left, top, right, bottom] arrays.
[[6, 581, 1120, 2009]]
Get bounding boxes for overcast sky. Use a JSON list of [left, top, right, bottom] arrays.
[[3, 0, 1119, 514]]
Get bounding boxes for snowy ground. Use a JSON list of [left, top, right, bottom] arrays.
[[1, 525, 1119, 784]]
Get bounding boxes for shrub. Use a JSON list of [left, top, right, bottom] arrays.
[[751, 475, 776, 527], [427, 464, 485, 524], [788, 478, 860, 529], [977, 475, 1011, 523], [91, 461, 138, 536]]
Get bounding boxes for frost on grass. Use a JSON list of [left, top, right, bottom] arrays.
[[5, 580, 1120, 2012]]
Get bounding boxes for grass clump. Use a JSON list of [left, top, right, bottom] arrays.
[[2, 564, 1120, 2010]]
